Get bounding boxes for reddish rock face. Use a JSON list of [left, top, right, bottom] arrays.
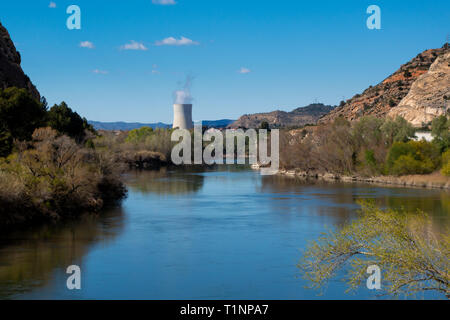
[[319, 44, 449, 124], [0, 22, 40, 100], [388, 52, 450, 127]]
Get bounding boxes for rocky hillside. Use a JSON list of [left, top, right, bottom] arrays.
[[388, 52, 449, 127], [0, 22, 40, 100], [319, 44, 449, 125], [229, 103, 335, 129]]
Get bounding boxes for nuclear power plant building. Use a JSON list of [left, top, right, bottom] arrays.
[[172, 104, 193, 130]]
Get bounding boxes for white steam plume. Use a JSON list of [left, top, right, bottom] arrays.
[[174, 75, 194, 104]]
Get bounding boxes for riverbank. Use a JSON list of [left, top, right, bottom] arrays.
[[275, 168, 450, 190]]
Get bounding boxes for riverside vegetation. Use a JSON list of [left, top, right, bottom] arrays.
[[279, 115, 450, 179], [0, 87, 126, 228]]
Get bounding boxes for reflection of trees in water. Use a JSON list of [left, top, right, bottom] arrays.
[[126, 165, 252, 197], [259, 175, 450, 228], [125, 165, 250, 196], [0, 207, 125, 299], [126, 168, 205, 195], [259, 175, 358, 226]]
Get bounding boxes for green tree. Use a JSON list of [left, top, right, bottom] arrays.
[[353, 116, 383, 147], [46, 102, 95, 141], [260, 121, 270, 130], [441, 149, 450, 176], [0, 87, 47, 156], [125, 126, 154, 143], [386, 140, 440, 175], [431, 115, 450, 152], [299, 201, 449, 298], [380, 116, 415, 145]]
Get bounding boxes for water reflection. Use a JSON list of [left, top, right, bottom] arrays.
[[260, 174, 449, 228], [0, 207, 125, 299], [126, 168, 205, 195], [0, 167, 448, 299]]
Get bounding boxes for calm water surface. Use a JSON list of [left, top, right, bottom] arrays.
[[0, 166, 448, 299]]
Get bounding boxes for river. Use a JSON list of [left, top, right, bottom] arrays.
[[0, 166, 448, 299]]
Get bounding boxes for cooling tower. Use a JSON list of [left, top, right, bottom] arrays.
[[172, 104, 193, 130]]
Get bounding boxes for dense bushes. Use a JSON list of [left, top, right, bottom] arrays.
[[0, 87, 47, 156], [125, 126, 154, 143], [94, 127, 174, 168], [47, 102, 95, 142], [386, 141, 441, 175], [0, 87, 96, 157], [431, 115, 450, 152], [0, 87, 123, 228], [280, 115, 449, 177], [0, 128, 126, 227], [442, 150, 450, 176], [280, 116, 416, 175]]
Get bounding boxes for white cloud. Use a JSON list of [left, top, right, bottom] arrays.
[[238, 67, 251, 74], [80, 41, 94, 49], [49, 2, 56, 8], [152, 0, 177, 5], [155, 37, 199, 46], [152, 64, 160, 74], [93, 69, 108, 75], [120, 40, 148, 51]]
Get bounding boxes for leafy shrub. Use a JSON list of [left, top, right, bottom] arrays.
[[126, 126, 154, 143], [47, 102, 95, 141], [260, 121, 269, 130], [391, 154, 434, 175], [0, 87, 47, 156], [380, 116, 415, 144], [95, 127, 175, 166], [441, 150, 450, 176], [365, 150, 376, 167], [386, 140, 440, 175], [431, 115, 450, 152], [0, 88, 95, 157], [0, 128, 126, 227], [300, 201, 449, 298]]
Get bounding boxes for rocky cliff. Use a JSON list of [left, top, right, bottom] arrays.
[[0, 22, 40, 100], [229, 103, 335, 129], [387, 52, 450, 127], [319, 44, 449, 124]]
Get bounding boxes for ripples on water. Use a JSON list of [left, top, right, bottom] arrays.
[[0, 166, 448, 299]]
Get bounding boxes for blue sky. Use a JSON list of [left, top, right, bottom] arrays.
[[1, 0, 449, 123]]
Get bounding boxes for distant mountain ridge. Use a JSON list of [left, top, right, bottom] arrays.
[[229, 103, 335, 129], [89, 121, 170, 131], [89, 119, 235, 131]]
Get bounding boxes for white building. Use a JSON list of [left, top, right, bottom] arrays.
[[413, 131, 433, 142]]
